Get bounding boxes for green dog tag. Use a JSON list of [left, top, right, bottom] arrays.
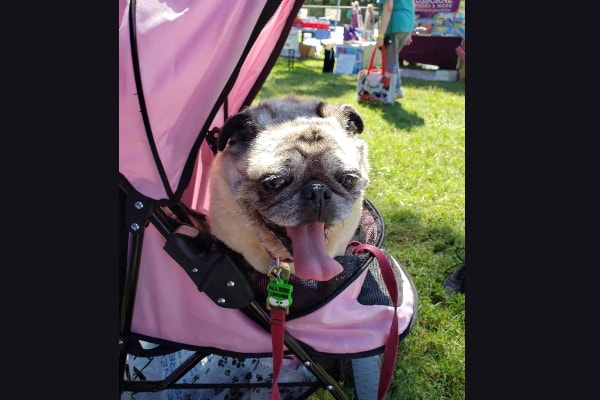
[[266, 279, 294, 314]]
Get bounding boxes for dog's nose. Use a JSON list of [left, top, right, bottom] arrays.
[[301, 181, 332, 209]]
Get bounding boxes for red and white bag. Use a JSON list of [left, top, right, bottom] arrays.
[[356, 46, 397, 105]]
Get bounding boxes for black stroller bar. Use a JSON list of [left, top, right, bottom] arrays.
[[122, 351, 207, 392], [164, 224, 256, 309], [120, 177, 255, 309]]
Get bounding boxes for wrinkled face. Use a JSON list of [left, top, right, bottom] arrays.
[[241, 111, 368, 227], [212, 95, 370, 280]]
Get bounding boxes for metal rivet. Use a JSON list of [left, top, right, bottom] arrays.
[[217, 298, 226, 304], [134, 201, 144, 209], [227, 280, 235, 287], [191, 268, 198, 273], [130, 223, 140, 231], [326, 385, 334, 391], [303, 361, 311, 367]]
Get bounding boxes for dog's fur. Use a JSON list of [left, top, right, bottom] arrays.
[[208, 95, 369, 281]]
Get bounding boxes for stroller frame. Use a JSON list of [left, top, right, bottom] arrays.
[[119, 1, 418, 399], [119, 185, 386, 399], [119, 181, 416, 400]]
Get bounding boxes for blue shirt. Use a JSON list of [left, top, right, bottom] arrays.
[[377, 0, 415, 33]]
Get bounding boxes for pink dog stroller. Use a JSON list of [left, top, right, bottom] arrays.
[[119, 1, 418, 399]]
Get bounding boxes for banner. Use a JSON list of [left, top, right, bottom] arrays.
[[415, 0, 460, 18]]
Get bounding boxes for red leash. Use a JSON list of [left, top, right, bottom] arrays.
[[267, 259, 293, 400], [270, 307, 286, 400], [350, 241, 399, 400], [267, 245, 399, 400]]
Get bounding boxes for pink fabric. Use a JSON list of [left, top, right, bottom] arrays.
[[131, 227, 274, 353], [120, 0, 271, 200], [285, 266, 415, 354], [131, 226, 415, 354]]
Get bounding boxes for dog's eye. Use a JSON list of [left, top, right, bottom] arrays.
[[261, 175, 288, 191], [340, 174, 359, 189]]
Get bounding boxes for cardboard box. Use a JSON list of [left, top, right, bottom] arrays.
[[299, 43, 316, 58]]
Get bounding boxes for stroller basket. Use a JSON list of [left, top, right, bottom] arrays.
[[119, 189, 417, 400]]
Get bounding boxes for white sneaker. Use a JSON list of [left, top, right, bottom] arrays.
[[394, 88, 404, 99]]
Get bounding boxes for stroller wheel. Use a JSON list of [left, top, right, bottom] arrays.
[[351, 354, 382, 400]]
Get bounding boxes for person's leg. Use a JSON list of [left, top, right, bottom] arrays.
[[383, 37, 400, 99], [383, 35, 397, 78], [385, 32, 411, 98]]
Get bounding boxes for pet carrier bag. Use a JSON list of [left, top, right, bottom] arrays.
[[119, 1, 418, 399], [356, 47, 397, 105]]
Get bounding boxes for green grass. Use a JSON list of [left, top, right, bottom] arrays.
[[253, 57, 465, 400]]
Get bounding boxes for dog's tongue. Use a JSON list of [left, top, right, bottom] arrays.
[[286, 222, 343, 281]]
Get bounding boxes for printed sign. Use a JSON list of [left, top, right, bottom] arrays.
[[415, 0, 460, 18]]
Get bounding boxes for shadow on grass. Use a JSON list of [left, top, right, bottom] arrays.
[[257, 65, 354, 99], [359, 100, 426, 130], [262, 66, 428, 132], [362, 77, 464, 130], [374, 203, 465, 293], [366, 201, 465, 399], [259, 57, 465, 141], [259, 58, 463, 133]]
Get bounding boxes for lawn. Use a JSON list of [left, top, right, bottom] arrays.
[[253, 56, 465, 400]]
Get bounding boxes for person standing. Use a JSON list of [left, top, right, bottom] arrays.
[[350, 1, 364, 30], [376, 0, 414, 99], [363, 3, 377, 41]]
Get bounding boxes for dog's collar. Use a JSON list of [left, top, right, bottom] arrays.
[[265, 249, 292, 263]]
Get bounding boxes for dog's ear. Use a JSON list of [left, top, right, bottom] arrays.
[[217, 112, 257, 152], [316, 102, 364, 135], [338, 104, 364, 134]]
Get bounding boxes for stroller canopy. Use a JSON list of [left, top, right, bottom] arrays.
[[119, 0, 301, 207]]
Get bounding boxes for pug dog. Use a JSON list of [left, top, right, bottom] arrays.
[[207, 95, 369, 281]]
